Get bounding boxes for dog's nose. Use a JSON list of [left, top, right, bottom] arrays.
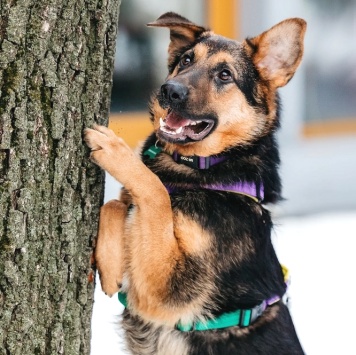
[[161, 82, 188, 103]]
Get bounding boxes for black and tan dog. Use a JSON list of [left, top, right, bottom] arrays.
[[85, 12, 306, 355]]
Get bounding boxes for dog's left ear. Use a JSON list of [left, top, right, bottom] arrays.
[[244, 18, 307, 88], [147, 12, 207, 71]]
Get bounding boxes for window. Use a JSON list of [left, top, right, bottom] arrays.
[[303, 0, 356, 135], [111, 0, 205, 113]]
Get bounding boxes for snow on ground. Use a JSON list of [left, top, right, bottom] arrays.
[[91, 282, 125, 355], [273, 211, 356, 355], [91, 210, 356, 355]]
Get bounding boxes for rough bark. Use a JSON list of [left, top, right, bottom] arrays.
[[0, 0, 121, 354]]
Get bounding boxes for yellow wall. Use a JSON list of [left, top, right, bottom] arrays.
[[303, 119, 356, 138], [207, 0, 239, 39], [109, 113, 153, 148]]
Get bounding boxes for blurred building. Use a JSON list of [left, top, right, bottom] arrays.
[[108, 0, 356, 215]]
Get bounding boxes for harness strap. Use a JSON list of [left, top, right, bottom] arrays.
[[143, 145, 264, 202], [165, 182, 264, 202]]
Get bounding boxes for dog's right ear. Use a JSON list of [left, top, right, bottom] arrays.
[[147, 12, 207, 71]]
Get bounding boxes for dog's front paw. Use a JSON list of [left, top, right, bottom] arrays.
[[84, 125, 134, 179]]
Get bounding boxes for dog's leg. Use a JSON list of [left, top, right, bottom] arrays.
[[85, 126, 211, 323], [95, 198, 128, 296]]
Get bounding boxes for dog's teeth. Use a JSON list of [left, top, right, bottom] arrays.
[[190, 121, 197, 126], [160, 123, 183, 135], [160, 117, 166, 127]]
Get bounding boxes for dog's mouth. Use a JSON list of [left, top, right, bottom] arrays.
[[158, 111, 215, 143]]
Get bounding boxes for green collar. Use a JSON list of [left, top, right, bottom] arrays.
[[177, 295, 280, 331], [176, 265, 290, 331], [118, 292, 280, 332]]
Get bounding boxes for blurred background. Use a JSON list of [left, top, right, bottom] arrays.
[[109, 0, 356, 216], [92, 1, 356, 354]]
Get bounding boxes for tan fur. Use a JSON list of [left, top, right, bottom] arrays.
[[126, 208, 215, 325], [245, 18, 307, 88], [151, 100, 169, 128], [95, 199, 127, 295], [154, 49, 268, 156], [174, 211, 212, 255], [147, 14, 206, 69], [84, 16, 306, 352], [152, 42, 270, 156], [150, 18, 306, 158], [189, 42, 209, 61], [84, 125, 215, 326]]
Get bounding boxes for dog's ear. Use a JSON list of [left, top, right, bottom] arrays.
[[244, 18, 307, 88], [147, 12, 207, 70]]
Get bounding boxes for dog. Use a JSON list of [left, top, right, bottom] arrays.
[[85, 12, 306, 355]]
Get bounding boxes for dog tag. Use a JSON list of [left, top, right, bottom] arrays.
[[143, 145, 162, 159]]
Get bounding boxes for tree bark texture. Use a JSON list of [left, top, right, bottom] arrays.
[[0, 0, 121, 354]]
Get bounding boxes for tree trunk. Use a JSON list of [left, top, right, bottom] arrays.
[[0, 1, 121, 354]]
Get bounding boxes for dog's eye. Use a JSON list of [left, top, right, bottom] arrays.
[[180, 55, 191, 67], [218, 70, 232, 82]]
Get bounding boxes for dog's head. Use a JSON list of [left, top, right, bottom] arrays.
[[148, 12, 306, 156]]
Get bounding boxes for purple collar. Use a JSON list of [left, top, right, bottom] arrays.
[[142, 145, 264, 202], [170, 151, 264, 201], [172, 151, 227, 170], [165, 182, 264, 202], [143, 145, 227, 169]]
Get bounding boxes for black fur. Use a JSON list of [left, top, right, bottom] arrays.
[[119, 13, 306, 355], [119, 132, 304, 354], [140, 131, 285, 307], [142, 131, 282, 204]]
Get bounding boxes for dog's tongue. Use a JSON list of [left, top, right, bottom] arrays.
[[165, 111, 191, 129]]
